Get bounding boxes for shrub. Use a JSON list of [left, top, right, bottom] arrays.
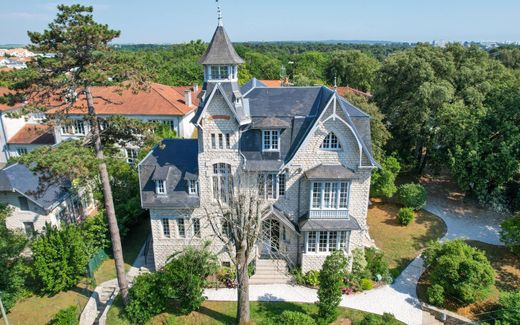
[[497, 291, 520, 323], [427, 284, 445, 306], [125, 272, 166, 324], [500, 213, 520, 256], [364, 247, 389, 279], [351, 248, 368, 277], [397, 183, 427, 210], [81, 212, 110, 256], [32, 223, 90, 294], [161, 243, 219, 314], [304, 270, 320, 287], [317, 251, 349, 324], [291, 268, 306, 286], [423, 240, 495, 305], [360, 278, 374, 290], [355, 313, 400, 325], [49, 305, 79, 325], [370, 156, 401, 198], [397, 207, 415, 226], [276, 310, 316, 325]]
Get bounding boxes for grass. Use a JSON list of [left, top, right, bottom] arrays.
[[367, 198, 447, 277], [1, 217, 150, 325], [417, 241, 520, 321], [1, 279, 91, 325], [94, 218, 151, 284], [106, 297, 403, 325]]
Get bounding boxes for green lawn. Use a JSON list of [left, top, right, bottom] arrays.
[[1, 217, 150, 325], [367, 199, 447, 277], [107, 298, 403, 325], [94, 219, 151, 284]]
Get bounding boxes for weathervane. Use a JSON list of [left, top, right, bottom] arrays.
[[334, 76, 338, 92], [216, 0, 223, 26]]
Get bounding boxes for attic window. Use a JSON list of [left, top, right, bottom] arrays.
[[188, 180, 198, 195], [156, 180, 166, 195], [262, 130, 279, 152], [321, 132, 341, 150]]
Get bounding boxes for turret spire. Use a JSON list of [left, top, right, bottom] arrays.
[[216, 0, 223, 27]]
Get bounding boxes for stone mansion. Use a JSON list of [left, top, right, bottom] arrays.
[[138, 22, 378, 273]]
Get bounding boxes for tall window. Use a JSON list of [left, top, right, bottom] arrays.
[[262, 130, 279, 151], [156, 180, 166, 195], [188, 179, 198, 195], [16, 148, 28, 156], [321, 132, 341, 150], [258, 173, 286, 199], [193, 218, 201, 238], [310, 181, 350, 210], [18, 197, 29, 211], [210, 65, 229, 80], [177, 218, 186, 238], [211, 133, 231, 149], [212, 163, 232, 202], [162, 218, 170, 238], [74, 120, 85, 135], [126, 148, 138, 164], [306, 231, 350, 253]]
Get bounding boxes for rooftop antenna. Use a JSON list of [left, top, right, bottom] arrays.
[[334, 76, 338, 92], [216, 0, 223, 26]]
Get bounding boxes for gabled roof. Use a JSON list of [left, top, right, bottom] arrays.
[[7, 124, 55, 145], [139, 139, 200, 209], [0, 163, 71, 211], [198, 26, 245, 65]]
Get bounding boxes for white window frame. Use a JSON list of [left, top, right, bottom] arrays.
[[161, 218, 171, 238], [126, 148, 138, 164], [258, 173, 286, 200], [74, 119, 85, 135], [309, 181, 350, 211], [262, 130, 280, 152], [193, 218, 201, 238], [188, 179, 198, 195], [211, 133, 231, 150], [320, 132, 341, 150], [16, 147, 28, 156], [212, 163, 232, 202], [305, 231, 350, 254], [156, 180, 166, 195], [177, 218, 186, 238]]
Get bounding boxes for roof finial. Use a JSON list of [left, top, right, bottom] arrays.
[[334, 76, 338, 92], [216, 0, 223, 26]]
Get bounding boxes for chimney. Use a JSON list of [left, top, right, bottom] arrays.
[[184, 89, 192, 107], [193, 84, 199, 92]]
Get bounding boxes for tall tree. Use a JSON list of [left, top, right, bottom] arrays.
[[12, 4, 149, 304], [326, 50, 381, 92]]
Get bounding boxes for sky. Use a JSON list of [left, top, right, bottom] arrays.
[[1, 0, 519, 44]]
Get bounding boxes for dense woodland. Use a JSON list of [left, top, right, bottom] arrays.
[[1, 42, 519, 212]]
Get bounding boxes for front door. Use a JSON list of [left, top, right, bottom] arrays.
[[260, 219, 280, 258]]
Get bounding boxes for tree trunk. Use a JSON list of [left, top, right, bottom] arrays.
[[236, 244, 250, 325], [85, 87, 130, 304]]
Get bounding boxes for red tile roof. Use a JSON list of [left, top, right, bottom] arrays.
[[40, 83, 201, 116], [259, 80, 282, 88], [334, 86, 372, 98], [0, 87, 23, 111], [7, 124, 55, 145]]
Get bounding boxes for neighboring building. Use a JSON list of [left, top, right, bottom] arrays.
[[139, 22, 378, 272], [0, 163, 96, 235], [3, 48, 35, 58]]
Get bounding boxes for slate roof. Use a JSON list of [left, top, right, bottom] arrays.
[[0, 163, 71, 211], [299, 216, 361, 232], [198, 26, 245, 65], [305, 164, 358, 180], [139, 139, 200, 209], [7, 124, 55, 145]]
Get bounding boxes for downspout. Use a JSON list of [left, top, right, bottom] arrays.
[[0, 112, 10, 162]]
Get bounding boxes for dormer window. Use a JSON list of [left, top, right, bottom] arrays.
[[262, 130, 279, 152], [188, 180, 198, 195], [156, 180, 166, 195], [321, 132, 341, 150]]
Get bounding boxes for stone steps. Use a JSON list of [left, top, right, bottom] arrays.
[[250, 259, 293, 284]]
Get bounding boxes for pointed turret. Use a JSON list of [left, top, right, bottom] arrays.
[[198, 26, 244, 65]]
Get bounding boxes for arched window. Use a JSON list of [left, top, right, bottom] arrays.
[[212, 163, 232, 202], [320, 132, 341, 150]]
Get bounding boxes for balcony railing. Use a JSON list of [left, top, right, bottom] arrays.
[[309, 209, 349, 219]]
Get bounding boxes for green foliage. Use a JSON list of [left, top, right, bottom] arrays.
[[497, 291, 520, 324], [303, 270, 320, 287], [351, 248, 368, 276], [161, 243, 219, 314], [49, 305, 79, 325], [397, 183, 427, 210], [81, 212, 109, 256], [291, 51, 328, 84], [0, 205, 30, 312], [360, 278, 374, 290], [274, 310, 316, 325], [354, 313, 401, 325], [423, 240, 495, 305], [500, 213, 520, 256], [492, 47, 520, 69], [370, 156, 401, 198], [364, 247, 390, 279], [326, 50, 381, 92], [32, 223, 90, 294], [397, 208, 415, 226], [317, 250, 349, 324], [125, 272, 166, 324], [427, 284, 445, 306]]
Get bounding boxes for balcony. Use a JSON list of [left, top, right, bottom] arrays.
[[309, 209, 349, 219]]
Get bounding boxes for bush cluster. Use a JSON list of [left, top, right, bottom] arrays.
[[397, 207, 415, 226], [354, 313, 401, 325], [263, 310, 317, 325], [496, 291, 520, 323], [125, 243, 219, 324], [500, 213, 520, 256], [317, 250, 349, 324], [423, 240, 495, 306], [49, 305, 79, 325], [292, 269, 320, 287], [345, 247, 391, 293], [397, 183, 427, 210]]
